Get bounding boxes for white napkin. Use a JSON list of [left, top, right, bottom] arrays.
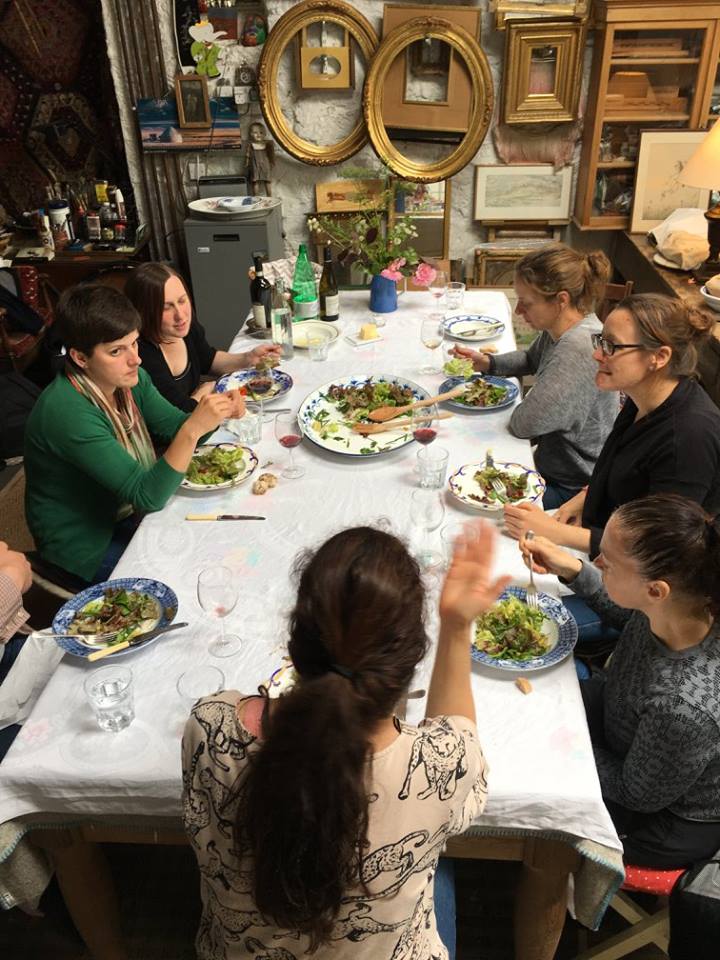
[[0, 633, 63, 731]]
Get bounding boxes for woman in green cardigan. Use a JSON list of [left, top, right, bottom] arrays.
[[24, 283, 244, 585]]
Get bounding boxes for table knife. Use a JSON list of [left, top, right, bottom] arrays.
[[87, 622, 189, 662], [185, 514, 266, 521]]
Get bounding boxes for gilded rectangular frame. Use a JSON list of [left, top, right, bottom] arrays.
[[175, 74, 211, 129], [503, 19, 586, 124], [493, 1, 589, 29]]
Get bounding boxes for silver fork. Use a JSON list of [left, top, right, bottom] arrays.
[[524, 530, 539, 610], [490, 477, 509, 503]]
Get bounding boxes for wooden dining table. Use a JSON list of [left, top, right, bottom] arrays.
[[0, 289, 623, 960]]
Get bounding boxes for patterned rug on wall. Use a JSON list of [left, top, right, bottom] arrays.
[[0, 0, 135, 223]]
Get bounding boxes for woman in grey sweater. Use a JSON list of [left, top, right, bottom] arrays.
[[523, 494, 720, 868], [453, 244, 618, 509]]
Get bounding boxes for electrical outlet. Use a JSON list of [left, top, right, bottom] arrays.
[[234, 87, 250, 105], [188, 161, 207, 180]]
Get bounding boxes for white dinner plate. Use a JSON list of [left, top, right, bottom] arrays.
[[292, 320, 340, 349]]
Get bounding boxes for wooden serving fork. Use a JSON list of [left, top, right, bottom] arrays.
[[352, 412, 454, 435], [367, 385, 467, 422]]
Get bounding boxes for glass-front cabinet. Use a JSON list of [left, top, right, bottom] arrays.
[[574, 2, 720, 230]]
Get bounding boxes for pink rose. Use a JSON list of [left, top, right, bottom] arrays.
[[380, 257, 406, 281], [413, 262, 437, 287]]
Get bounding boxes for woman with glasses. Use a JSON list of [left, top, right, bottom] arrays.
[[505, 294, 720, 557], [452, 243, 618, 508]]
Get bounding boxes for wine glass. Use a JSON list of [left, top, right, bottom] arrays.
[[420, 315, 444, 375], [428, 270, 447, 309], [197, 566, 242, 658], [247, 375, 274, 423], [410, 489, 445, 569], [275, 412, 305, 479], [413, 404, 438, 446]]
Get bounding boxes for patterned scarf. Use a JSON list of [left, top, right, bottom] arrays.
[[66, 366, 156, 498]]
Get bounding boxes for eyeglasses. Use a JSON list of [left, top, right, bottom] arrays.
[[591, 333, 647, 357]]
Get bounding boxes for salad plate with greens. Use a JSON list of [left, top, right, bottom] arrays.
[[181, 442, 258, 491], [298, 374, 430, 457], [448, 460, 545, 512], [472, 587, 577, 671], [442, 315, 505, 343], [439, 369, 518, 412]]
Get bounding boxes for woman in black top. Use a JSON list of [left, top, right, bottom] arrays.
[[504, 294, 720, 555], [126, 262, 280, 412]]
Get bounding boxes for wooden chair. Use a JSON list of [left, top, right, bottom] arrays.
[[598, 280, 634, 323], [575, 863, 684, 959]]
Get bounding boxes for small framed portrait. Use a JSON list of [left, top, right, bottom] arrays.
[[175, 74, 211, 129]]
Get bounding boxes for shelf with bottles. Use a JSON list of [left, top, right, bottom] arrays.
[[596, 120, 687, 167], [592, 169, 634, 222]]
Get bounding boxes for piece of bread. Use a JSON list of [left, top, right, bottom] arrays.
[[258, 473, 278, 487], [706, 274, 720, 298], [252, 479, 269, 495], [515, 677, 532, 695]]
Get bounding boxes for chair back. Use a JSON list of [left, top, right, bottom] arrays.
[[599, 280, 634, 322]]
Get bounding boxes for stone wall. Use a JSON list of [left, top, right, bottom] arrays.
[[102, 0, 594, 274]]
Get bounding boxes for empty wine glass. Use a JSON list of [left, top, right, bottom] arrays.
[[428, 270, 447, 308], [197, 566, 242, 658], [420, 315, 444, 375], [410, 489, 445, 569], [275, 412, 305, 480]]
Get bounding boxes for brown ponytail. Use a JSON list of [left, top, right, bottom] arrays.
[[616, 293, 714, 377], [238, 527, 428, 949], [614, 494, 720, 617], [515, 242, 611, 314]]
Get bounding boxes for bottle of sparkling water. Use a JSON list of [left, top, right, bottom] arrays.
[[291, 243, 319, 321]]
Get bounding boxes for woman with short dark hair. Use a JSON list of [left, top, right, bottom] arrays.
[[182, 522, 508, 959], [24, 283, 244, 584], [126, 262, 280, 412]]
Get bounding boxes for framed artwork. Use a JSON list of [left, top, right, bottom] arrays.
[[473, 164, 572, 221], [315, 179, 386, 214], [502, 18, 586, 124], [175, 74, 211, 128], [493, 1, 589, 29], [630, 131, 710, 234]]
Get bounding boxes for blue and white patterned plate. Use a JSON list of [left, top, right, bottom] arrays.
[[52, 578, 178, 660], [442, 315, 505, 342], [298, 374, 430, 457], [448, 460, 545, 513], [438, 375, 519, 413], [471, 586, 578, 672], [181, 442, 258, 491], [214, 368, 293, 402]]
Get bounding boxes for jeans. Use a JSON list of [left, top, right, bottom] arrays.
[[434, 857, 457, 959], [90, 514, 142, 584], [542, 480, 583, 511], [564, 596, 620, 680]]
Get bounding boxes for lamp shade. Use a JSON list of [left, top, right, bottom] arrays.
[[680, 122, 720, 190]]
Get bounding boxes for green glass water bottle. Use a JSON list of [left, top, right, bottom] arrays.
[[291, 243, 319, 321]]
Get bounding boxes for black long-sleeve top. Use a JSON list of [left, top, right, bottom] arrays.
[[582, 378, 720, 557], [138, 320, 217, 413]]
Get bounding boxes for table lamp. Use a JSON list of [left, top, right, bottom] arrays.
[[679, 121, 720, 282]]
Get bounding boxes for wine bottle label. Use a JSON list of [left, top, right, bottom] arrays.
[[321, 294, 339, 319], [252, 304, 267, 326], [294, 298, 319, 320]]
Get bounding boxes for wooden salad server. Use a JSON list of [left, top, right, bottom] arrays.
[[352, 411, 454, 435], [367, 384, 467, 422]]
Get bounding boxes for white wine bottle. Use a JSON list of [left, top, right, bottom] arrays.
[[319, 245, 339, 322]]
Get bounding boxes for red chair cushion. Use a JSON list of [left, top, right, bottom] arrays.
[[622, 863, 685, 896]]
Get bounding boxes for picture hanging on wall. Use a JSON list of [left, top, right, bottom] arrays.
[[473, 164, 572, 221], [630, 130, 710, 234]]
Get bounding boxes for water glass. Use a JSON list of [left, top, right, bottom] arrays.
[[226, 410, 261, 444], [176, 665, 225, 709], [308, 332, 330, 361], [84, 665, 135, 733], [410, 488, 445, 569], [440, 520, 475, 569], [417, 445, 449, 489], [445, 281, 466, 312]]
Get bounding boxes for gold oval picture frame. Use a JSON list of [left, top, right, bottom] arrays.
[[363, 18, 494, 183], [258, 0, 378, 166]]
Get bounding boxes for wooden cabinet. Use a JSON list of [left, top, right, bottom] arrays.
[[574, 1, 720, 230]]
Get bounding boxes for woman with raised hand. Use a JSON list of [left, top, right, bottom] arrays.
[[452, 243, 617, 509], [182, 522, 510, 960], [24, 283, 244, 586], [521, 494, 720, 868], [505, 294, 720, 558], [126, 262, 280, 412]]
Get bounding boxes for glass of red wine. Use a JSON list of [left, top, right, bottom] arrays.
[[247, 373, 274, 423], [413, 405, 438, 447], [275, 412, 305, 480]]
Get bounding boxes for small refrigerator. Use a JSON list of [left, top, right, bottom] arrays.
[[184, 204, 284, 349]]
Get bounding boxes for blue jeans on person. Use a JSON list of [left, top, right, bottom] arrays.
[[90, 513, 142, 584], [434, 857, 456, 959], [564, 595, 620, 680], [0, 633, 27, 762], [542, 480, 582, 511]]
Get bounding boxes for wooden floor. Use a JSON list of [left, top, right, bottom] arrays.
[[0, 844, 667, 960]]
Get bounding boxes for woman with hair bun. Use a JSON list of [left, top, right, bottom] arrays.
[[182, 522, 509, 959], [522, 494, 720, 869], [505, 294, 720, 560], [453, 243, 618, 508]]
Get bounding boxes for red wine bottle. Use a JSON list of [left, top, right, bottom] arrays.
[[250, 255, 272, 330]]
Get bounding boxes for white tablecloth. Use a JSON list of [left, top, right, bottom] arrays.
[[0, 290, 623, 922]]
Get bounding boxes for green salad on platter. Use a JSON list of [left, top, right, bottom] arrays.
[[474, 596, 548, 661], [70, 589, 162, 647], [443, 357, 475, 379], [470, 466, 529, 504], [186, 446, 246, 486]]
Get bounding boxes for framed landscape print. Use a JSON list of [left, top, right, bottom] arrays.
[[630, 131, 710, 234], [473, 164, 572, 221]]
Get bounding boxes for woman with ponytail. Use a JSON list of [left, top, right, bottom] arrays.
[[521, 494, 720, 868], [182, 522, 508, 959], [452, 243, 618, 508]]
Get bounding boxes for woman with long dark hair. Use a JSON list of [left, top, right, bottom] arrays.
[[522, 494, 720, 868], [182, 522, 509, 958]]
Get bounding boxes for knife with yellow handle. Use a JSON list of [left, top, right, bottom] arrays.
[[87, 622, 188, 662]]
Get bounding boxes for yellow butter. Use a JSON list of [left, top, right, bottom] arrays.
[[359, 322, 378, 340]]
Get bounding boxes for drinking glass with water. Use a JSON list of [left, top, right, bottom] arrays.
[[84, 665, 135, 732]]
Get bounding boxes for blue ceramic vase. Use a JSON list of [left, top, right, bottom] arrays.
[[369, 274, 398, 313]]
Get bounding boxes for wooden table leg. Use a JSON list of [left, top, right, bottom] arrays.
[[32, 829, 128, 960], [514, 837, 580, 960]]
